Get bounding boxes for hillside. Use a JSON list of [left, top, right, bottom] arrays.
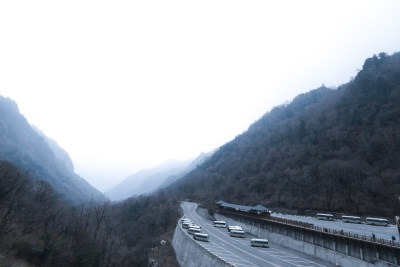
[[170, 52, 400, 217], [0, 96, 102, 204], [157, 150, 215, 190], [3, 52, 399, 267], [106, 159, 190, 201], [33, 126, 75, 172], [107, 151, 213, 201]]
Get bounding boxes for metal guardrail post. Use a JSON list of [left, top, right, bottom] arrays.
[[215, 208, 400, 248]]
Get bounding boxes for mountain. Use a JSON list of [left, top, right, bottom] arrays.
[[106, 159, 190, 201], [32, 125, 75, 172], [157, 150, 215, 190], [106, 152, 214, 201], [169, 52, 400, 217], [0, 96, 102, 204]]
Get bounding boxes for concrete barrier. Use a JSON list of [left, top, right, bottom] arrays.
[[215, 212, 400, 267], [172, 217, 234, 267]]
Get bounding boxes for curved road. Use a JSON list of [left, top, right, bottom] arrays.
[[181, 202, 334, 267]]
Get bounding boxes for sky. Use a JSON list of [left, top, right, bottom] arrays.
[[1, 1, 400, 192]]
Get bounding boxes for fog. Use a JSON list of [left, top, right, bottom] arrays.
[[1, 0, 400, 191]]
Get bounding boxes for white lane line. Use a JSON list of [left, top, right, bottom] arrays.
[[267, 248, 327, 267], [186, 204, 261, 267], [188, 203, 323, 267], [258, 249, 327, 267], [184, 206, 253, 266], [197, 210, 328, 267], [210, 245, 257, 266], [216, 223, 328, 267]]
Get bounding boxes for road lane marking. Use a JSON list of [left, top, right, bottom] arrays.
[[182, 204, 258, 266], [187, 203, 281, 267], [187, 202, 331, 267], [267, 248, 327, 267], [192, 205, 329, 267]]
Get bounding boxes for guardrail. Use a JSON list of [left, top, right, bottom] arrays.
[[175, 214, 235, 267], [216, 208, 400, 249]]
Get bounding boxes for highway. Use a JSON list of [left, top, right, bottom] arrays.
[[272, 213, 398, 241], [180, 202, 334, 267]]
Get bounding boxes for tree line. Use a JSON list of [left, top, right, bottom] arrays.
[[0, 160, 180, 266], [169, 52, 400, 218], [3, 52, 400, 266]]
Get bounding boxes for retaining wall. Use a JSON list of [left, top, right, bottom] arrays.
[[172, 218, 233, 267], [215, 212, 400, 267]]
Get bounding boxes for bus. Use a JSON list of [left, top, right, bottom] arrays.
[[250, 238, 269, 248], [342, 215, 362, 224], [193, 233, 209, 242], [213, 221, 227, 228], [366, 217, 389, 226], [316, 213, 334, 221], [228, 226, 242, 232], [230, 230, 245, 238], [188, 227, 202, 235], [182, 222, 194, 229]]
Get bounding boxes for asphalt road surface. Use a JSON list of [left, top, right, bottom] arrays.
[[272, 213, 398, 241], [180, 202, 335, 267]]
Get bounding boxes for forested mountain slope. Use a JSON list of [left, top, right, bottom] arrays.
[[171, 52, 400, 217], [0, 160, 178, 266], [0, 96, 102, 204]]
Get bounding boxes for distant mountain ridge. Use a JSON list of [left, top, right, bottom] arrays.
[[106, 159, 189, 201], [157, 150, 215, 190], [106, 151, 214, 201], [0, 96, 102, 204]]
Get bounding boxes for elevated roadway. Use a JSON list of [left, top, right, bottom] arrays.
[[272, 213, 398, 241], [181, 202, 334, 267]]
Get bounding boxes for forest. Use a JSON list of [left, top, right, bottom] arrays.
[[2, 52, 400, 266], [0, 161, 180, 266], [170, 52, 400, 217]]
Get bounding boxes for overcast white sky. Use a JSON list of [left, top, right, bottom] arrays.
[[1, 0, 400, 192]]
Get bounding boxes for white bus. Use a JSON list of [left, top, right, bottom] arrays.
[[182, 222, 194, 229], [230, 230, 245, 238], [188, 227, 202, 235], [213, 221, 227, 228], [193, 233, 209, 242], [342, 215, 362, 224], [366, 217, 389, 226], [316, 213, 334, 221], [227, 226, 242, 232], [250, 238, 269, 248]]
